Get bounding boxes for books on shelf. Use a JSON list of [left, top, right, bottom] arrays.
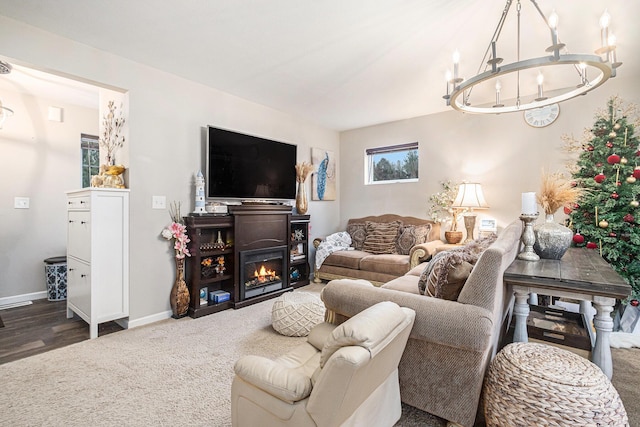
[[209, 290, 230, 304], [290, 254, 306, 261]]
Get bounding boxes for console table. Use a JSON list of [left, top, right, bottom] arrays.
[[504, 247, 631, 379]]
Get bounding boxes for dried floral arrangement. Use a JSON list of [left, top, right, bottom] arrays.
[[537, 171, 584, 215], [428, 180, 461, 231], [295, 161, 314, 183], [100, 100, 126, 165]]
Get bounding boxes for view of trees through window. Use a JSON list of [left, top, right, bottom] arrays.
[[366, 142, 418, 183], [81, 133, 99, 188]]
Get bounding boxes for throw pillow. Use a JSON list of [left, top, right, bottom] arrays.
[[396, 224, 432, 255], [418, 233, 498, 300], [346, 222, 366, 250], [362, 221, 402, 255]]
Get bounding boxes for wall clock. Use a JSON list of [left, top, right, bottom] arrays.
[[523, 103, 560, 128]]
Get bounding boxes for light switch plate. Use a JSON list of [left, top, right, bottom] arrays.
[[152, 196, 166, 210], [14, 197, 30, 209]]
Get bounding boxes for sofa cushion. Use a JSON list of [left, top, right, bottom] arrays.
[[362, 221, 402, 255], [322, 250, 370, 269], [396, 224, 432, 255], [360, 254, 410, 277], [381, 275, 421, 294], [346, 222, 367, 250], [418, 234, 498, 300]]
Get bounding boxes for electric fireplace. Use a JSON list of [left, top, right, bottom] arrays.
[[239, 246, 287, 301]]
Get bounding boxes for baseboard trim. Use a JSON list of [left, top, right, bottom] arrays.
[[0, 291, 47, 307], [127, 310, 173, 329]]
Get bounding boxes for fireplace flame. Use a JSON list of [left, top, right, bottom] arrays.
[[254, 265, 276, 283]]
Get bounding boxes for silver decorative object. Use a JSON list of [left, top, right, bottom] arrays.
[[518, 213, 539, 261], [534, 214, 573, 259]]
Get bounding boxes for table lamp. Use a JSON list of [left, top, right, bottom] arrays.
[[451, 183, 489, 243]]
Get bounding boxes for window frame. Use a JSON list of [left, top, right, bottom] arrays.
[[365, 141, 419, 185]]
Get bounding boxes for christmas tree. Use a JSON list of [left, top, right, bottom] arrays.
[[565, 97, 640, 299]]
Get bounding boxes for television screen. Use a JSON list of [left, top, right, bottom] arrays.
[[206, 126, 297, 200]]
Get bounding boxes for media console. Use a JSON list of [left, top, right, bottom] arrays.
[[184, 205, 310, 318]]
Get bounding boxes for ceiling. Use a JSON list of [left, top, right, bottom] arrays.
[[0, 0, 638, 131]]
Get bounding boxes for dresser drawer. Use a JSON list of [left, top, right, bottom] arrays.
[[68, 211, 91, 260], [67, 195, 90, 210]]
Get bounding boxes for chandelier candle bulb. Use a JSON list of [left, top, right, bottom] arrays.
[[600, 10, 610, 49], [522, 192, 537, 215], [536, 72, 545, 100], [452, 50, 460, 82]]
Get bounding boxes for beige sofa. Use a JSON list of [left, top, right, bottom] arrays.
[[313, 214, 443, 286], [320, 219, 523, 427]]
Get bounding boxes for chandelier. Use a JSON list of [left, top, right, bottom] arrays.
[[443, 0, 621, 114]]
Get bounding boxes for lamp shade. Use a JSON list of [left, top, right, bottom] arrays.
[[452, 183, 489, 209]]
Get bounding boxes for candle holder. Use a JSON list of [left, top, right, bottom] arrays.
[[517, 213, 540, 261]]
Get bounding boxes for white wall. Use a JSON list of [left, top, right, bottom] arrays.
[[339, 75, 640, 238], [0, 16, 340, 325], [0, 89, 98, 299]]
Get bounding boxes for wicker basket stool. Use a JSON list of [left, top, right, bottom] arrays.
[[484, 342, 628, 426], [271, 292, 325, 337]]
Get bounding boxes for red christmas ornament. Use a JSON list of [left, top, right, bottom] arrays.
[[596, 162, 603, 167], [609, 232, 617, 237], [587, 145, 595, 152], [606, 142, 614, 148], [563, 206, 572, 215], [636, 150, 640, 156], [586, 242, 598, 249], [633, 167, 640, 179], [611, 192, 620, 199], [631, 300, 640, 307], [594, 173, 606, 183], [624, 213, 635, 223], [572, 233, 585, 244], [607, 154, 621, 164]]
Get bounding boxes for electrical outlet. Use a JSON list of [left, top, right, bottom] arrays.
[[152, 196, 166, 210], [14, 197, 30, 209]]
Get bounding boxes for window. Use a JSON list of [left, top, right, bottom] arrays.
[[81, 133, 99, 188], [365, 142, 419, 184]]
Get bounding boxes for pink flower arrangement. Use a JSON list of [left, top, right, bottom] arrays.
[[161, 202, 191, 259]]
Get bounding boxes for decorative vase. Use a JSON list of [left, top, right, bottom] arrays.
[[170, 257, 190, 318], [103, 164, 126, 189], [296, 181, 308, 214], [445, 230, 463, 244], [533, 214, 573, 259]]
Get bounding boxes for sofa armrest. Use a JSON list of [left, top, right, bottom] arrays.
[[409, 239, 445, 268], [234, 355, 313, 403], [321, 280, 493, 353]]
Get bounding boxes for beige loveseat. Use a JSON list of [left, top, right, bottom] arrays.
[[320, 219, 523, 427], [313, 214, 443, 286]]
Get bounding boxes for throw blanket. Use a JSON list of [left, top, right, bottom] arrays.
[[315, 231, 353, 270]]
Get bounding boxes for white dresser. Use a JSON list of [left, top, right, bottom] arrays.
[[66, 188, 130, 338]]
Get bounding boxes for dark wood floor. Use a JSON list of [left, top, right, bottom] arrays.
[[0, 299, 123, 365]]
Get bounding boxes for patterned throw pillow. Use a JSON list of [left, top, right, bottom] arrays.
[[362, 221, 402, 255], [418, 233, 498, 300], [346, 222, 366, 250], [396, 224, 432, 255]]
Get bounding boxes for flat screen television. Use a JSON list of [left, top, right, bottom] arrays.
[[206, 126, 297, 200]]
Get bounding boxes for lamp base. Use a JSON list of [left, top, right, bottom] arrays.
[[463, 215, 476, 243]]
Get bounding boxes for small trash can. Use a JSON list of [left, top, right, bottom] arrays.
[[44, 256, 67, 301]]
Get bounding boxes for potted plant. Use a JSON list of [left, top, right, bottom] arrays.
[[428, 180, 464, 244]]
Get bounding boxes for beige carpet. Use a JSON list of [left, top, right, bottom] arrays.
[[0, 283, 637, 426]]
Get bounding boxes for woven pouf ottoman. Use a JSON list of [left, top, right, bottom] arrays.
[[271, 292, 325, 337], [484, 342, 628, 426]]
